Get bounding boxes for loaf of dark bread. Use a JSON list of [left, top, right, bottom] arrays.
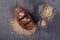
[[15, 7, 35, 30]]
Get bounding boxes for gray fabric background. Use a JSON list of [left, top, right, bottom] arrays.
[[0, 0, 60, 40]]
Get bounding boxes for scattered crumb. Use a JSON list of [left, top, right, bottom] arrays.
[[40, 20, 46, 27], [41, 5, 54, 20]]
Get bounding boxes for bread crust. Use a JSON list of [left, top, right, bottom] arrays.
[[15, 7, 36, 30]]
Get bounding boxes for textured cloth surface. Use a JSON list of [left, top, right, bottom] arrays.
[[0, 0, 60, 40]]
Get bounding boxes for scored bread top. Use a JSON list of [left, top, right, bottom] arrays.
[[15, 7, 35, 30]]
